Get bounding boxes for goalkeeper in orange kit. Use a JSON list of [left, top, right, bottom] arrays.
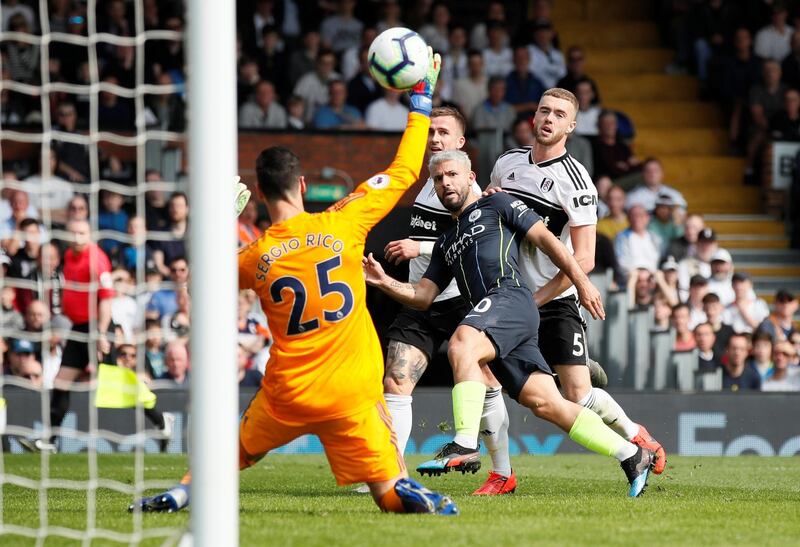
[[130, 49, 458, 515]]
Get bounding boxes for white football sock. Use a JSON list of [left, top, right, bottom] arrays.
[[385, 394, 413, 454], [577, 388, 640, 441], [479, 387, 512, 476]]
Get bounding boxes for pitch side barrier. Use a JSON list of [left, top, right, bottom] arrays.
[[3, 388, 798, 457]]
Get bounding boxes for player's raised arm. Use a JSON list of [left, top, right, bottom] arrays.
[[526, 221, 605, 320], [330, 48, 441, 234], [363, 253, 440, 310]]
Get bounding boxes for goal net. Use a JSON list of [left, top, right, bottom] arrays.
[[0, 0, 238, 544]]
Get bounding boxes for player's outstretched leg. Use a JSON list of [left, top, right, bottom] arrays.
[[518, 372, 654, 497], [473, 385, 516, 495], [129, 473, 192, 513], [371, 477, 458, 515], [560, 365, 667, 475]]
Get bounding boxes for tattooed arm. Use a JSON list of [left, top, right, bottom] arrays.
[[362, 252, 440, 310]]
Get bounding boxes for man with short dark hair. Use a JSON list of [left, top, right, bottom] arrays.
[[722, 333, 762, 391], [703, 292, 735, 356], [758, 289, 798, 342], [722, 272, 770, 333], [695, 322, 720, 373]]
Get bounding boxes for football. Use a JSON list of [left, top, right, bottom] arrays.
[[368, 27, 429, 91]]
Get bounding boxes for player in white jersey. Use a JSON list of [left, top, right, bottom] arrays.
[[488, 88, 666, 474], [381, 106, 517, 494]]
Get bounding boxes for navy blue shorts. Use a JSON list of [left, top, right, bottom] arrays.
[[459, 285, 552, 401]]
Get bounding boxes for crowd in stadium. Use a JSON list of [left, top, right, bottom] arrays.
[[1, 0, 799, 393]]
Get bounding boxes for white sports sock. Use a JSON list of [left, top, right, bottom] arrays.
[[479, 387, 511, 476], [577, 388, 640, 441], [385, 394, 413, 455]]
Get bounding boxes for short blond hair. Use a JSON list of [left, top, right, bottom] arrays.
[[541, 87, 578, 119]]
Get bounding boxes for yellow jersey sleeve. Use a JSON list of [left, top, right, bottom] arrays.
[[327, 112, 430, 238]]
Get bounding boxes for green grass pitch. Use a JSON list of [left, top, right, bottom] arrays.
[[2, 454, 799, 546]]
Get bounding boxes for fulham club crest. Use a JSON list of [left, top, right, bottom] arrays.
[[540, 177, 554, 192]]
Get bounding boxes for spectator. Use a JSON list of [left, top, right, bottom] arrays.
[[781, 30, 800, 89], [596, 185, 628, 241], [238, 199, 262, 247], [147, 15, 184, 82], [470, 1, 507, 51], [666, 213, 705, 261], [256, 25, 288, 97], [376, 0, 404, 34], [237, 291, 270, 358], [120, 216, 156, 273], [615, 205, 662, 276], [505, 116, 535, 150], [144, 318, 166, 379], [565, 131, 594, 178], [6, 339, 43, 389], [452, 50, 489, 124], [4, 13, 39, 85], [695, 322, 721, 373], [594, 231, 624, 288], [151, 192, 188, 273], [592, 110, 641, 183], [19, 298, 50, 363], [419, 3, 451, 55], [703, 292, 735, 356], [505, 46, 545, 118], [527, 19, 566, 89], [98, 190, 129, 261], [657, 256, 681, 306], [238, 80, 288, 129], [761, 340, 800, 391], [691, 0, 739, 83], [320, 0, 363, 54], [754, 4, 793, 62], [719, 28, 761, 152], [21, 151, 74, 224], [146, 256, 189, 320], [163, 340, 189, 387], [745, 59, 787, 182], [237, 57, 261, 106], [1, 285, 24, 333], [648, 194, 684, 255], [52, 102, 90, 182], [14, 242, 64, 321], [98, 75, 134, 130], [313, 79, 364, 129], [722, 273, 770, 333], [557, 46, 600, 99], [625, 158, 687, 213], [144, 170, 169, 232], [722, 333, 761, 391], [6, 218, 44, 281], [769, 87, 800, 141], [288, 30, 321, 89], [365, 89, 409, 131], [346, 46, 382, 115], [707, 248, 735, 305], [758, 289, 798, 342], [628, 268, 656, 310], [471, 77, 517, 135], [144, 71, 186, 132], [672, 303, 697, 351], [791, 331, 800, 365], [653, 291, 673, 332], [293, 49, 340, 122], [574, 79, 601, 136], [286, 95, 306, 130], [440, 24, 469, 102], [747, 330, 774, 383], [678, 227, 717, 294], [482, 21, 513, 78], [0, 190, 40, 249], [110, 268, 138, 342], [686, 275, 709, 329], [238, 344, 263, 387], [248, 0, 280, 52], [162, 287, 191, 342]]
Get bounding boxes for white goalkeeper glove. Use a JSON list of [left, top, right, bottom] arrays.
[[234, 176, 251, 217]]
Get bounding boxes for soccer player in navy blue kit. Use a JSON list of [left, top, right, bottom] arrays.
[[364, 150, 655, 497]]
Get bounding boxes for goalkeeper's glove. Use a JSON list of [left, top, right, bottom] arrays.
[[408, 46, 441, 117], [234, 175, 251, 217]]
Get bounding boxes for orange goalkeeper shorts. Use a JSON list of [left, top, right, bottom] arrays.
[[238, 388, 406, 486]]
